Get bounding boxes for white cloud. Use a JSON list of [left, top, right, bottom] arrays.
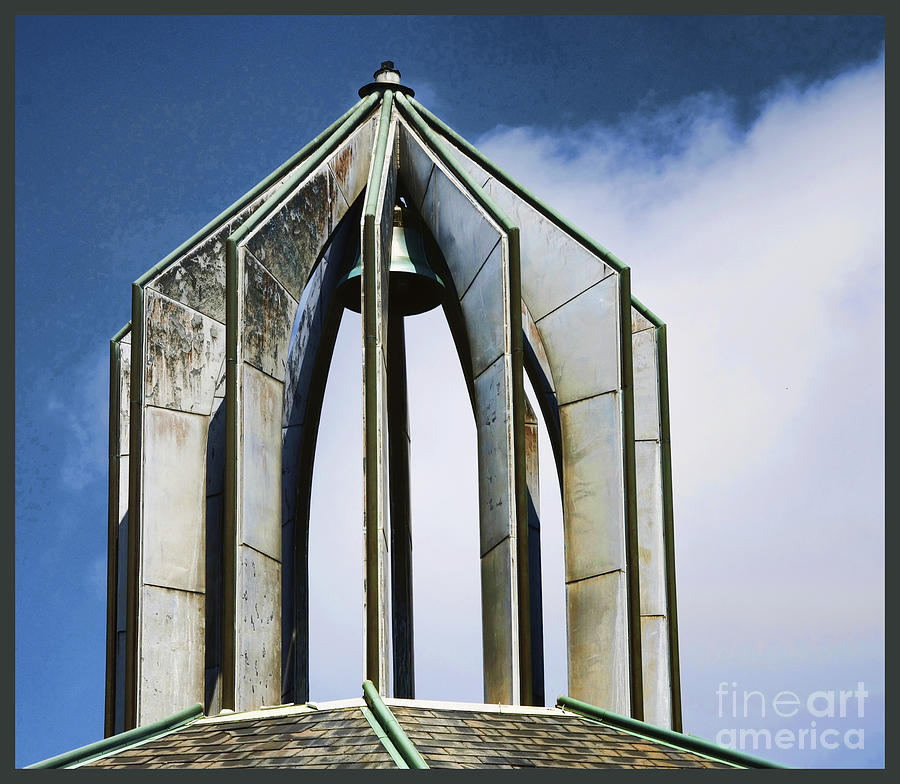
[[467, 52, 883, 763]]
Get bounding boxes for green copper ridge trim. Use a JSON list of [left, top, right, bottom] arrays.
[[630, 296, 664, 328], [25, 703, 204, 769], [362, 680, 428, 769], [360, 705, 409, 769], [111, 321, 132, 343], [363, 89, 394, 690], [133, 98, 369, 288], [557, 696, 788, 769], [397, 93, 533, 704]]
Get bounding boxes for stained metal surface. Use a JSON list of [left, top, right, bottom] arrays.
[[141, 407, 207, 593], [631, 306, 655, 334], [640, 615, 672, 729], [566, 570, 629, 714], [535, 275, 620, 406], [459, 242, 505, 379], [235, 546, 282, 711], [144, 291, 224, 415], [138, 584, 205, 726], [480, 537, 516, 705], [559, 393, 626, 581], [240, 364, 284, 561], [244, 168, 340, 301], [474, 355, 515, 557], [632, 326, 661, 442], [635, 440, 666, 616], [241, 250, 298, 383], [398, 124, 435, 211], [330, 116, 378, 211]]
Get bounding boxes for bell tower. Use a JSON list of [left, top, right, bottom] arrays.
[[105, 61, 682, 736]]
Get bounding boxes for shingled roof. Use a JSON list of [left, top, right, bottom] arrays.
[[29, 685, 784, 770]]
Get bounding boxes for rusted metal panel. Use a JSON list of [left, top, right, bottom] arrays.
[[536, 275, 620, 406], [144, 290, 225, 415], [244, 168, 339, 302], [559, 393, 626, 582], [235, 545, 282, 712], [141, 407, 207, 593], [635, 440, 666, 617], [118, 336, 131, 454], [330, 116, 378, 210], [459, 242, 505, 379], [138, 584, 205, 726], [474, 355, 515, 557], [641, 615, 672, 729], [240, 363, 284, 562], [632, 327, 661, 442], [242, 250, 299, 383], [483, 178, 612, 322], [481, 537, 517, 705], [631, 307, 655, 334], [566, 570, 629, 714], [148, 220, 235, 323]]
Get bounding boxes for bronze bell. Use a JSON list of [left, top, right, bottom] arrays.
[[336, 205, 445, 316]]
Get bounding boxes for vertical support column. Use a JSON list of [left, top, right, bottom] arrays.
[[631, 307, 681, 729], [363, 92, 396, 694], [106, 325, 131, 736], [524, 396, 544, 706], [126, 284, 219, 727], [388, 317, 415, 698]]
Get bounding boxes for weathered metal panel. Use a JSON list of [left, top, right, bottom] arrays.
[[640, 615, 672, 729], [240, 363, 284, 562], [118, 337, 131, 454], [330, 116, 378, 210], [141, 407, 207, 593], [483, 178, 612, 321], [631, 307, 655, 334], [244, 168, 339, 302], [636, 440, 666, 617], [138, 584, 205, 726], [398, 123, 435, 211], [430, 165, 502, 297], [559, 392, 626, 582], [148, 220, 235, 323], [481, 537, 516, 705], [144, 290, 225, 416], [536, 275, 620, 406], [282, 263, 324, 427], [474, 355, 515, 557], [459, 242, 506, 379], [632, 327, 661, 442], [566, 570, 629, 713], [235, 546, 281, 711], [242, 250, 299, 383]]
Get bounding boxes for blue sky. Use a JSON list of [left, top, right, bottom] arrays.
[[15, 15, 884, 768]]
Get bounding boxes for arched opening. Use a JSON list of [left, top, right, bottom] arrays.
[[404, 304, 482, 701], [305, 310, 364, 701]]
